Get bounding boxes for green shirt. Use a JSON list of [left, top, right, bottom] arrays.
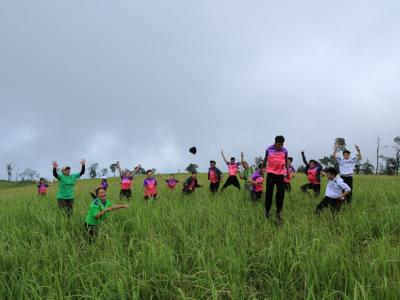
[[85, 199, 112, 226], [56, 173, 81, 199], [241, 166, 254, 182]]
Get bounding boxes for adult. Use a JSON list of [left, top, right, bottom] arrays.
[[221, 150, 241, 191], [300, 151, 323, 198]]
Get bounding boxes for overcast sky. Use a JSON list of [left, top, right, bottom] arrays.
[[1, 0, 399, 179]]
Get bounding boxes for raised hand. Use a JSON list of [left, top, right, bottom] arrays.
[[80, 158, 86, 165], [355, 145, 360, 151], [52, 161, 58, 168]]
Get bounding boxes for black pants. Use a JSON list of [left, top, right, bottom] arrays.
[[144, 194, 158, 200], [316, 197, 342, 214], [341, 176, 353, 203], [285, 182, 292, 192], [85, 223, 98, 243], [301, 183, 321, 197], [222, 176, 240, 191], [251, 191, 262, 203], [120, 189, 132, 200], [265, 173, 286, 215], [58, 199, 74, 217], [209, 182, 220, 193]]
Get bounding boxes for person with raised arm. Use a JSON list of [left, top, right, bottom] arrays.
[[85, 187, 129, 242], [300, 151, 323, 198], [144, 170, 158, 200], [333, 144, 362, 203], [36, 177, 52, 197], [263, 135, 289, 225], [52, 159, 85, 216], [221, 150, 241, 192], [158, 174, 185, 190], [116, 162, 141, 201], [182, 172, 202, 195], [284, 157, 296, 192], [240, 151, 255, 192]]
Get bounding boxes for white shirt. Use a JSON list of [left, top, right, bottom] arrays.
[[337, 157, 359, 176], [325, 175, 351, 198]]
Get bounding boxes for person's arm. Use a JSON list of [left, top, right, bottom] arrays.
[[339, 181, 351, 199], [263, 149, 268, 168], [301, 151, 308, 165], [355, 145, 362, 161], [52, 161, 59, 179], [132, 165, 141, 178], [79, 159, 86, 177], [240, 151, 245, 166], [332, 143, 339, 161], [95, 205, 129, 219], [157, 174, 168, 181], [221, 150, 229, 164]]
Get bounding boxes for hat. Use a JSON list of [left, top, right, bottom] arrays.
[[62, 166, 71, 171], [189, 147, 197, 155]]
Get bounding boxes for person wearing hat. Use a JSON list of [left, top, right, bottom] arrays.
[[332, 144, 362, 203], [52, 159, 86, 216]]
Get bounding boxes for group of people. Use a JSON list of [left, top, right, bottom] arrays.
[[39, 135, 362, 240]]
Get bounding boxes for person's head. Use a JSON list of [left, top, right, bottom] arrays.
[[90, 187, 107, 201], [343, 150, 351, 160], [210, 160, 216, 168], [287, 157, 293, 165], [171, 174, 176, 179], [39, 177, 46, 183], [126, 170, 132, 177], [191, 171, 197, 179], [325, 167, 339, 180], [242, 161, 249, 169], [309, 160, 317, 168], [230, 157, 236, 163], [146, 170, 153, 177], [259, 166, 266, 175], [274, 135, 285, 150], [62, 166, 71, 176]]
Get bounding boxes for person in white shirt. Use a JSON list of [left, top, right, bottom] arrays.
[[316, 167, 351, 214], [333, 144, 362, 203]]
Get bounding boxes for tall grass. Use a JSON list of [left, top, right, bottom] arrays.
[[0, 175, 399, 299]]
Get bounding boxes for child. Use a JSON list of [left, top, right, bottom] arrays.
[[182, 172, 202, 195], [300, 151, 323, 197], [316, 167, 351, 214], [284, 157, 296, 192], [221, 150, 241, 191], [208, 160, 223, 194], [248, 166, 265, 203], [333, 144, 362, 203], [85, 187, 129, 242], [158, 174, 185, 190], [36, 178, 51, 197], [144, 170, 158, 200]]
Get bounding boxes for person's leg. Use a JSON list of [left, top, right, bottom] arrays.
[[301, 183, 311, 193], [85, 223, 98, 243], [144, 196, 149, 201], [275, 175, 286, 216], [232, 176, 241, 190], [119, 190, 124, 200], [313, 184, 321, 198], [330, 198, 342, 214], [341, 176, 353, 203], [221, 176, 234, 191], [286, 183, 291, 193], [316, 197, 331, 214], [127, 189, 132, 201], [265, 174, 275, 217]]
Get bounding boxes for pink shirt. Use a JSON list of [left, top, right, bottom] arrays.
[[144, 177, 158, 196], [227, 162, 240, 176], [307, 168, 320, 184], [121, 176, 133, 190], [265, 145, 288, 175], [284, 166, 296, 183]]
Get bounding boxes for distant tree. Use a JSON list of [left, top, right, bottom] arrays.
[[6, 163, 12, 182], [318, 156, 338, 169], [101, 168, 108, 177], [354, 163, 361, 175], [393, 137, 400, 175], [185, 164, 198, 173], [152, 168, 157, 174], [254, 156, 263, 168], [297, 165, 306, 173], [137, 167, 146, 175], [381, 157, 397, 176], [89, 163, 99, 179], [360, 159, 375, 175], [19, 168, 39, 182], [110, 163, 117, 177]]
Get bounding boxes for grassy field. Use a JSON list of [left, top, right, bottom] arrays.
[[0, 174, 399, 299]]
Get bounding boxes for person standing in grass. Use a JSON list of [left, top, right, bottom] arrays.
[[52, 159, 85, 216], [316, 167, 351, 214], [144, 170, 158, 200], [157, 174, 185, 190], [239, 151, 255, 192], [36, 178, 52, 197], [208, 160, 223, 194], [221, 150, 241, 191], [248, 166, 265, 203], [300, 151, 323, 197], [333, 144, 362, 203], [85, 187, 129, 242], [182, 172, 202, 195], [284, 157, 296, 192], [263, 135, 289, 224], [116, 162, 141, 201]]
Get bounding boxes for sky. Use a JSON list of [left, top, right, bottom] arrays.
[[1, 0, 399, 179]]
